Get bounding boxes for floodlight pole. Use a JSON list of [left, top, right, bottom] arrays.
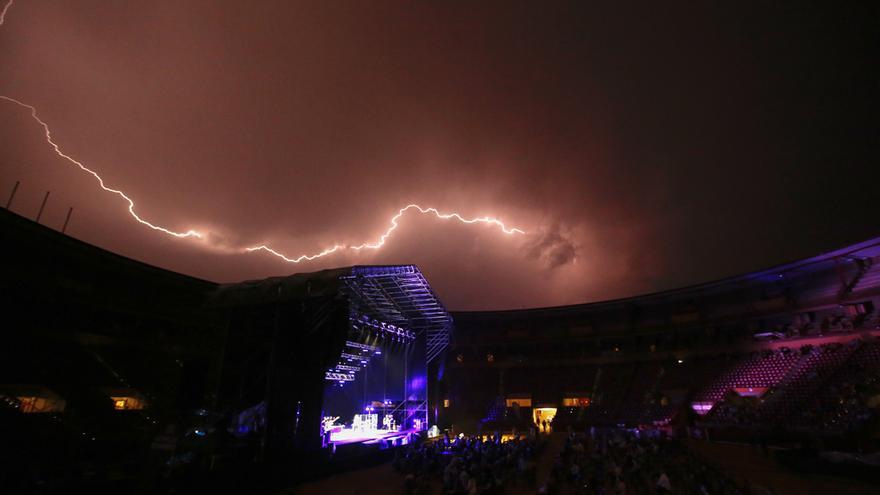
[[5, 180, 19, 209], [35, 191, 50, 223], [61, 207, 74, 234]]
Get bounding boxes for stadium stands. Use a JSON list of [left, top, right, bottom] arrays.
[[2, 206, 879, 492], [444, 236, 880, 451]]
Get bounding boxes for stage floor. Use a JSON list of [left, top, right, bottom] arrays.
[[330, 428, 418, 446]]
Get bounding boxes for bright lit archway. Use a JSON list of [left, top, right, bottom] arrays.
[[533, 407, 557, 432]]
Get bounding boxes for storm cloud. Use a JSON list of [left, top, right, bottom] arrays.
[[1, 1, 877, 310]]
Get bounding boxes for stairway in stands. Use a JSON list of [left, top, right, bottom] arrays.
[[840, 256, 877, 299]]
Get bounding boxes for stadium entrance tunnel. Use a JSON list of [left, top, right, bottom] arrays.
[[533, 407, 557, 430]]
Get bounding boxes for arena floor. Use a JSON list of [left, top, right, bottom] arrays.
[[284, 434, 877, 495]]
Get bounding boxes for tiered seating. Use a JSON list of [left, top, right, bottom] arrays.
[[641, 401, 679, 424], [791, 341, 880, 431], [695, 349, 800, 406], [491, 339, 879, 433], [482, 397, 506, 423], [758, 343, 857, 422], [857, 341, 880, 365], [698, 342, 880, 429], [694, 355, 759, 404], [699, 351, 794, 424], [660, 356, 719, 392], [448, 367, 497, 419], [639, 358, 713, 424], [580, 364, 636, 424], [615, 362, 663, 424]]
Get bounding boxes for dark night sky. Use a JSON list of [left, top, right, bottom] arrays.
[[1, 1, 878, 310]]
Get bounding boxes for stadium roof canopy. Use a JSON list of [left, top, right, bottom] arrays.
[[454, 235, 880, 322]]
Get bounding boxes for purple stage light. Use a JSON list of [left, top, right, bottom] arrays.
[[350, 313, 417, 343], [326, 371, 355, 382]]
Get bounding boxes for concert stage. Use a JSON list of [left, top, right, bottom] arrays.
[[214, 265, 452, 465], [321, 307, 433, 450], [329, 427, 419, 447]]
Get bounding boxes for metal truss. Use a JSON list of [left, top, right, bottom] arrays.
[[340, 265, 452, 364]]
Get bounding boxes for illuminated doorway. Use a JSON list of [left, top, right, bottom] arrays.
[[533, 407, 557, 433]]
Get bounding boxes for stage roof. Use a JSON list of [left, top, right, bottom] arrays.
[[212, 265, 453, 364], [342, 266, 452, 364]]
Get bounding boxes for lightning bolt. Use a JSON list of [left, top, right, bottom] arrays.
[[350, 204, 526, 250], [2, 93, 525, 260], [0, 0, 13, 27], [1, 2, 525, 264], [1, 95, 202, 238], [245, 244, 346, 263], [246, 204, 525, 263]]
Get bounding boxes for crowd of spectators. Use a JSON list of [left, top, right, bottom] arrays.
[[540, 430, 742, 495], [797, 367, 880, 431], [393, 434, 540, 494]]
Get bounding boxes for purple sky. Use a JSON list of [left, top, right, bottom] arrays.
[[1, 1, 878, 310]]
